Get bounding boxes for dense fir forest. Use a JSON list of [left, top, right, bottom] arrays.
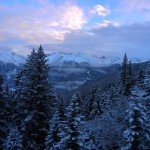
[[0, 46, 149, 150]]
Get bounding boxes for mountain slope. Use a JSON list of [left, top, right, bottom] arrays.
[[0, 50, 25, 65]]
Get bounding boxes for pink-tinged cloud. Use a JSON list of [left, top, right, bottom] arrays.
[[61, 5, 87, 30], [0, 1, 88, 45], [91, 5, 110, 17], [37, 0, 87, 30], [48, 22, 59, 27]]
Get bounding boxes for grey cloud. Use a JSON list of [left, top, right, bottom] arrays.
[[49, 23, 150, 58]]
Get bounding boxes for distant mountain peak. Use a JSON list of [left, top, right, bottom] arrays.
[[0, 50, 25, 65], [47, 52, 148, 67]]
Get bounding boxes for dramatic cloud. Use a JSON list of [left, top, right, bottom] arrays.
[[0, 0, 149, 58]]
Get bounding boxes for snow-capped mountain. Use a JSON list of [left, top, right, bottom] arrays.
[[47, 52, 119, 67], [47, 52, 148, 67], [0, 50, 148, 67], [0, 50, 25, 65]]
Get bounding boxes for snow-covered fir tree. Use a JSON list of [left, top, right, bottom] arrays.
[[138, 69, 145, 86], [14, 69, 28, 127], [59, 94, 85, 150], [57, 94, 66, 121], [100, 84, 120, 112], [15, 46, 54, 149], [121, 63, 150, 150], [86, 85, 102, 120], [45, 97, 66, 150], [120, 54, 133, 96], [121, 53, 128, 86], [122, 99, 150, 150], [79, 128, 97, 150], [127, 61, 134, 89], [45, 109, 64, 150], [3, 126, 23, 150]]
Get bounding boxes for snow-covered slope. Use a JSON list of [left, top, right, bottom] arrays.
[[0, 50, 25, 65]]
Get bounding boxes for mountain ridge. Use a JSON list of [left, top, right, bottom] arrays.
[[0, 50, 149, 67]]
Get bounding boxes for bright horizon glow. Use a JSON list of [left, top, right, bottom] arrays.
[[0, 0, 150, 58]]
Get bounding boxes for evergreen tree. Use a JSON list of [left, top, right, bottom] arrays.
[[86, 85, 102, 120], [120, 54, 133, 96], [138, 69, 145, 86], [0, 74, 7, 149], [45, 96, 66, 150], [60, 94, 84, 150], [57, 94, 66, 121], [3, 126, 23, 150], [3, 84, 10, 102], [15, 46, 54, 149], [3, 84, 11, 124], [144, 64, 150, 95], [127, 61, 134, 89], [122, 100, 150, 150], [121, 53, 128, 86], [45, 109, 63, 150], [100, 85, 119, 112], [14, 68, 29, 127]]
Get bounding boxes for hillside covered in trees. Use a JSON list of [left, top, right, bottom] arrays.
[[0, 46, 149, 150]]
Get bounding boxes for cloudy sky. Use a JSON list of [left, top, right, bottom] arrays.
[[0, 0, 150, 57]]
